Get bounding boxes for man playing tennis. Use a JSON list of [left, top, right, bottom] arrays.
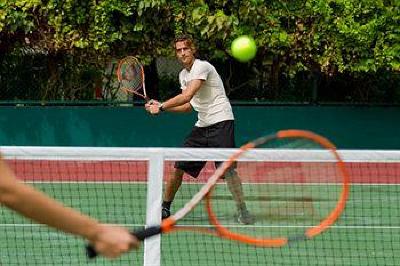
[[145, 34, 254, 224], [0, 154, 139, 258]]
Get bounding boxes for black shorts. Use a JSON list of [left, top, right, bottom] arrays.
[[175, 120, 235, 178]]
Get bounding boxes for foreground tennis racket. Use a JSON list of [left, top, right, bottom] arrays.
[[86, 129, 350, 258], [116, 56, 149, 101]]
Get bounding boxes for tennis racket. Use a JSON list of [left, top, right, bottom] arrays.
[[116, 56, 149, 101], [86, 129, 350, 258]]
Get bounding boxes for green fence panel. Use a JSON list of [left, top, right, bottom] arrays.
[[0, 106, 399, 149], [235, 105, 400, 149]]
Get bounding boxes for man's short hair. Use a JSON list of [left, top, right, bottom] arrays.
[[174, 34, 195, 49]]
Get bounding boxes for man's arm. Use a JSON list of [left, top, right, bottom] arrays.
[[147, 79, 204, 114], [162, 102, 192, 113], [0, 157, 139, 258]]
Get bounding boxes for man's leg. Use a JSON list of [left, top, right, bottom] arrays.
[[162, 168, 184, 219], [224, 169, 255, 224]]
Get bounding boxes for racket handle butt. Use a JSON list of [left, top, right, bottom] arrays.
[[86, 245, 98, 259]]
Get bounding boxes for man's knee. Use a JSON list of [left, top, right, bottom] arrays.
[[223, 168, 238, 179]]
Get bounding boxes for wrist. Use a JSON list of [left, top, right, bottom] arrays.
[[84, 221, 102, 242], [159, 103, 165, 112]]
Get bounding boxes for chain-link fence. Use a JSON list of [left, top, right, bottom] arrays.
[[1, 50, 399, 105]]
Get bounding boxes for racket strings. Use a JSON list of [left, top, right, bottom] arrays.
[[120, 64, 143, 90], [208, 137, 344, 241], [117, 57, 144, 93]]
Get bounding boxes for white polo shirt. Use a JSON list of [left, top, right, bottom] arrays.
[[179, 59, 234, 127]]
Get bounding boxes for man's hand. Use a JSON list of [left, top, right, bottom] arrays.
[[90, 224, 139, 259], [145, 100, 162, 115]]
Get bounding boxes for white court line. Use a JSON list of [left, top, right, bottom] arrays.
[[23, 181, 148, 184], [0, 223, 142, 227], [184, 182, 400, 186], [1, 223, 399, 229], [22, 181, 400, 186]]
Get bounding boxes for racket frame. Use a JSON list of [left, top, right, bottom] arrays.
[[205, 129, 350, 246], [116, 56, 149, 101]]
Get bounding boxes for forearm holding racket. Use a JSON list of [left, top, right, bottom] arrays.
[[146, 100, 192, 113], [0, 157, 139, 258], [146, 79, 203, 114]]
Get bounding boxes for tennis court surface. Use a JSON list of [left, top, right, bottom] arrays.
[[1, 147, 399, 265]]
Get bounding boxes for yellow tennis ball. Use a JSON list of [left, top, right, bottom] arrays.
[[231, 35, 257, 62]]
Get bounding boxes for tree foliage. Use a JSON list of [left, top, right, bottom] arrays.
[[0, 0, 399, 102]]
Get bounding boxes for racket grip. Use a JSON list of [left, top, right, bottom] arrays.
[[133, 225, 162, 241], [85, 226, 162, 259]]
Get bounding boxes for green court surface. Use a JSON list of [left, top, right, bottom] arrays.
[[1, 182, 399, 265]]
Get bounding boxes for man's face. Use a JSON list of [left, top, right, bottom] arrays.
[[175, 40, 195, 68]]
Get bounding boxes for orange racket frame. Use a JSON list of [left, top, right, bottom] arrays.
[[205, 129, 350, 247], [116, 56, 149, 101]]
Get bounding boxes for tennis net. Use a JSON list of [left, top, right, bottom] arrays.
[[1, 147, 400, 265]]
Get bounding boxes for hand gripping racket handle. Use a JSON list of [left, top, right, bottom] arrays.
[[86, 225, 162, 259]]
